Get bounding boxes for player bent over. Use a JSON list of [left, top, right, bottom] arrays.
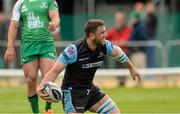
[[37, 19, 141, 113]]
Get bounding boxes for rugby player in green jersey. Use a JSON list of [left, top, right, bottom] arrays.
[[4, 0, 60, 114]]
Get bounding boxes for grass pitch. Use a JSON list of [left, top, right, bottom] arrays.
[[0, 86, 180, 113]]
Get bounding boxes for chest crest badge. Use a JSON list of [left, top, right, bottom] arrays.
[[40, 2, 48, 9]]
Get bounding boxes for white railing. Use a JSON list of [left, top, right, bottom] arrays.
[[1, 40, 180, 78], [1, 40, 180, 68], [1, 67, 180, 77], [0, 40, 166, 67]]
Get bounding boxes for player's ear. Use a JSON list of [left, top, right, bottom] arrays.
[[92, 35, 95, 40], [90, 33, 95, 40]]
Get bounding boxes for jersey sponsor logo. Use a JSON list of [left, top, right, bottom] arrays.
[[67, 46, 74, 55], [75, 107, 84, 110], [62, 52, 69, 61], [81, 61, 103, 69], [27, 12, 44, 29], [40, 2, 48, 9], [98, 52, 104, 58], [78, 57, 89, 61]]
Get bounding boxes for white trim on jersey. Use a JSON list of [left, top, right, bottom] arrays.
[[113, 45, 128, 63], [11, 0, 24, 21], [113, 45, 124, 58]]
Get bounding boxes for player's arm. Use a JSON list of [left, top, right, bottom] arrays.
[[4, 1, 20, 64], [48, 0, 60, 31], [37, 44, 77, 99], [37, 60, 65, 99], [7, 21, 19, 47], [105, 40, 141, 81], [4, 21, 19, 64], [112, 45, 141, 81]]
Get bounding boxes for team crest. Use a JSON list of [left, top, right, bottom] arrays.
[[40, 2, 48, 9], [68, 46, 74, 55]]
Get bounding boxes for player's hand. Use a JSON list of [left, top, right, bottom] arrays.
[[37, 86, 52, 102], [129, 67, 142, 82], [48, 21, 57, 32], [4, 46, 16, 64]]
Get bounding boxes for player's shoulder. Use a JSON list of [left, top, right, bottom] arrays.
[[73, 38, 84, 46], [59, 44, 78, 64], [46, 0, 58, 4], [16, 0, 25, 4], [12, 0, 25, 14], [104, 40, 113, 48], [104, 40, 114, 55], [63, 38, 84, 55], [72, 38, 85, 50], [16, 0, 25, 3], [14, 0, 25, 7]]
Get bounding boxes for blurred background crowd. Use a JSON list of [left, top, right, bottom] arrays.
[[0, 0, 180, 69]]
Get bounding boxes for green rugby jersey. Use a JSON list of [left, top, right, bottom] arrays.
[[12, 0, 58, 41]]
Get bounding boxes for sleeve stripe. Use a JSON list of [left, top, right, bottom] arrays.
[[11, 0, 24, 21], [119, 54, 126, 61], [119, 53, 128, 63]]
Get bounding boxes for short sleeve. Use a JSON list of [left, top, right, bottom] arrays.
[[49, 0, 58, 11], [58, 44, 77, 65], [104, 40, 113, 55], [11, 0, 22, 21]]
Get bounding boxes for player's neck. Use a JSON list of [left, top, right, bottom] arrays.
[[86, 37, 97, 51]]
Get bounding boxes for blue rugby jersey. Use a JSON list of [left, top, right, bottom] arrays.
[[58, 38, 113, 90]]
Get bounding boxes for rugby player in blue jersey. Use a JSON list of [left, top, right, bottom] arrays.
[[37, 19, 141, 113]]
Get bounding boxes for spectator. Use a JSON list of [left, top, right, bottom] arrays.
[[0, 11, 8, 68], [145, 2, 158, 39], [129, 2, 149, 68], [130, 11, 148, 42], [106, 11, 132, 85], [129, 1, 145, 27], [106, 11, 132, 55], [144, 2, 158, 67], [0, 11, 6, 41]]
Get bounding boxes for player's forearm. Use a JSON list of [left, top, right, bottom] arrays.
[[122, 59, 134, 70], [123, 59, 142, 81], [112, 45, 135, 69], [39, 61, 65, 88], [40, 70, 59, 87], [50, 11, 60, 28], [7, 22, 18, 47], [51, 17, 60, 28]]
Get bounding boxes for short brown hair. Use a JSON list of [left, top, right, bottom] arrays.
[[85, 19, 105, 37]]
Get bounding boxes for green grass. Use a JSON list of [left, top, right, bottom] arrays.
[[0, 86, 180, 113]]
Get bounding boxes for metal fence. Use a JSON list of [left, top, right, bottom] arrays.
[[1, 39, 180, 68]]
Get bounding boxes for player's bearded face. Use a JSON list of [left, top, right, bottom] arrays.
[[94, 26, 106, 46]]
